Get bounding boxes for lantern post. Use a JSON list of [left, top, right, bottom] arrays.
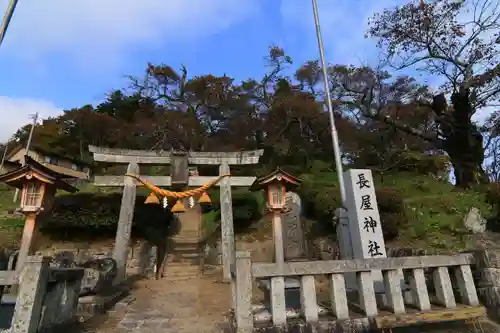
[[0, 156, 78, 274], [250, 168, 302, 266]]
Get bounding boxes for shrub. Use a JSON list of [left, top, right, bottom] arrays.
[[38, 192, 173, 242], [376, 189, 406, 241], [397, 151, 451, 175], [297, 175, 340, 234], [201, 189, 265, 233], [298, 176, 405, 240], [233, 191, 265, 223]]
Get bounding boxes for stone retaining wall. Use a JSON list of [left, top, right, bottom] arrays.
[[472, 249, 500, 321], [204, 237, 339, 266], [386, 247, 444, 257], [35, 240, 157, 277]]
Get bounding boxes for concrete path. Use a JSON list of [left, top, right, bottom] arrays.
[[78, 268, 231, 333], [77, 204, 230, 333]]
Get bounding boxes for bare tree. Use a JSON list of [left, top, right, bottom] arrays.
[[362, 0, 500, 187]]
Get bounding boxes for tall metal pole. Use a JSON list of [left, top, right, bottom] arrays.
[[0, 0, 19, 48], [311, 0, 347, 206], [24, 112, 38, 155], [13, 112, 38, 203]]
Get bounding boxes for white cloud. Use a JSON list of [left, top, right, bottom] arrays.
[[0, 96, 62, 143], [0, 1, 261, 139], [280, 0, 406, 64], [473, 107, 496, 124], [0, 0, 260, 69]]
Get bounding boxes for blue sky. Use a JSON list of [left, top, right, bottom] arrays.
[[0, 0, 494, 142]]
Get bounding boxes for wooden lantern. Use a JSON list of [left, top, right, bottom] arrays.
[[250, 167, 302, 211], [0, 155, 78, 213], [266, 182, 286, 210], [21, 179, 46, 212], [0, 155, 79, 273]]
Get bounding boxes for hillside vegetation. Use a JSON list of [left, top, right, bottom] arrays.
[[1, 169, 498, 252], [0, 0, 499, 251]]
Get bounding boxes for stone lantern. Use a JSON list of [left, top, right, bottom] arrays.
[[250, 167, 301, 264], [0, 156, 78, 273]]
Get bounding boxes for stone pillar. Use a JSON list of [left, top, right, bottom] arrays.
[[11, 256, 51, 333], [343, 169, 386, 292], [113, 162, 139, 284], [219, 162, 234, 282], [343, 169, 386, 260], [282, 192, 307, 261], [272, 211, 284, 265], [473, 249, 500, 320]]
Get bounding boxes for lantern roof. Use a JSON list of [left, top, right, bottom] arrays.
[[0, 155, 78, 193], [250, 167, 302, 191]]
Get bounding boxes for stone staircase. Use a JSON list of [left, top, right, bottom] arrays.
[[163, 204, 203, 281]]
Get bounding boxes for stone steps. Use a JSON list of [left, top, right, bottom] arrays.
[[176, 234, 199, 239], [167, 242, 201, 263], [171, 232, 200, 239], [162, 263, 200, 280], [162, 274, 199, 282], [170, 238, 200, 244], [167, 256, 201, 263], [168, 249, 201, 257], [164, 262, 200, 270], [167, 257, 201, 268], [171, 235, 200, 240], [169, 241, 201, 247], [162, 206, 203, 281]]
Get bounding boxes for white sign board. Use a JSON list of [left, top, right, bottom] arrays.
[[343, 169, 386, 259]]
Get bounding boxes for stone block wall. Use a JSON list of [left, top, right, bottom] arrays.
[[204, 237, 340, 267], [36, 240, 157, 278], [472, 249, 500, 321], [386, 247, 442, 257], [126, 242, 157, 277]]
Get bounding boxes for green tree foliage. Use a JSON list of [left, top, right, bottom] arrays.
[[4, 49, 449, 177], [4, 1, 498, 189]]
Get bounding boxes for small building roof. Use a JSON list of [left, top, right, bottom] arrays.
[[1, 160, 21, 168], [5, 145, 92, 167], [250, 167, 302, 191], [0, 156, 78, 193]]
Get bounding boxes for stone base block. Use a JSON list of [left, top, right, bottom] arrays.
[[478, 268, 500, 288], [477, 286, 500, 321], [473, 249, 500, 269], [252, 304, 329, 323], [233, 314, 371, 333], [77, 287, 130, 320]]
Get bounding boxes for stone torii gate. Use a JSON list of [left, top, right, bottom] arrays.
[[88, 145, 263, 282]]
